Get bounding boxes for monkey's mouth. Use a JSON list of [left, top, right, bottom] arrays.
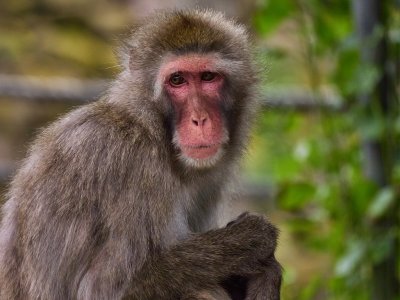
[[181, 143, 221, 159]]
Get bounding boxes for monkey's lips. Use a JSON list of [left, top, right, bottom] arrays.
[[181, 143, 220, 159]]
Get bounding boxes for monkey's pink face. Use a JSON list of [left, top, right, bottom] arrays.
[[160, 54, 228, 167]]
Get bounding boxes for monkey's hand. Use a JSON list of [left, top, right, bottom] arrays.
[[216, 212, 279, 275], [128, 213, 279, 299]]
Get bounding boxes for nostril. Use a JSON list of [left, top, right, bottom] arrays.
[[191, 116, 208, 127]]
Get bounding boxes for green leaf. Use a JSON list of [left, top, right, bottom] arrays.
[[354, 63, 381, 94], [332, 47, 359, 96], [393, 165, 400, 183], [293, 140, 310, 162], [335, 240, 367, 277], [253, 0, 294, 35], [395, 116, 400, 133], [313, 4, 352, 52], [346, 173, 378, 218], [359, 117, 385, 140], [367, 187, 396, 220], [278, 181, 315, 211], [285, 217, 316, 237], [370, 231, 396, 263]]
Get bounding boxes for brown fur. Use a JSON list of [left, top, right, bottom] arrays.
[[0, 9, 281, 300]]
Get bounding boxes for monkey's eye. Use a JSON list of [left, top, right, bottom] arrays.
[[201, 72, 217, 82], [169, 73, 186, 86]]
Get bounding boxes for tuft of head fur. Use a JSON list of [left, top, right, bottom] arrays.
[[123, 11, 247, 60], [120, 10, 254, 86]]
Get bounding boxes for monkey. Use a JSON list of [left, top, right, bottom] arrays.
[[0, 9, 281, 300]]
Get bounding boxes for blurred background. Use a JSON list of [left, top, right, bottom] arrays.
[[0, 0, 399, 299]]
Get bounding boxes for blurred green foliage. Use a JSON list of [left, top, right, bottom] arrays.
[[250, 0, 399, 299]]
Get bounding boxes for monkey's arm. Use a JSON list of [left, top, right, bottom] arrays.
[[127, 214, 280, 300], [25, 102, 279, 299]]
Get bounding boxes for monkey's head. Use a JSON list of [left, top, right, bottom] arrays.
[[124, 10, 258, 169]]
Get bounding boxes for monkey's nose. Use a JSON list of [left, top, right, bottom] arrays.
[[191, 117, 207, 127]]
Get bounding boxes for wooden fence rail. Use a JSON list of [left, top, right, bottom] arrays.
[[0, 74, 343, 111], [0, 74, 344, 186]]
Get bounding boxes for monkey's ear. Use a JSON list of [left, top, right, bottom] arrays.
[[116, 38, 132, 70], [116, 30, 144, 78], [115, 45, 143, 82]]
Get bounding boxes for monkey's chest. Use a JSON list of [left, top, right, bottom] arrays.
[[162, 190, 220, 246]]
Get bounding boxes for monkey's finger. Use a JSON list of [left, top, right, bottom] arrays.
[[226, 211, 250, 227]]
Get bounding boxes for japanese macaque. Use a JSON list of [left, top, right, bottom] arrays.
[[0, 10, 281, 300]]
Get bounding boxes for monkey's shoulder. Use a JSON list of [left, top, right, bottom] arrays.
[[27, 101, 164, 171], [47, 101, 154, 145], [9, 100, 170, 213]]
